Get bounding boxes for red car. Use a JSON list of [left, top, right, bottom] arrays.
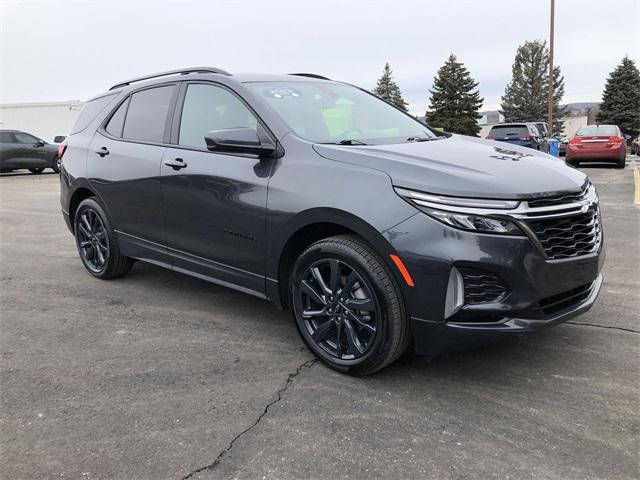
[[566, 125, 627, 168]]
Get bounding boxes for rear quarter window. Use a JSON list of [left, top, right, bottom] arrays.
[[70, 93, 118, 135], [0, 132, 14, 143]]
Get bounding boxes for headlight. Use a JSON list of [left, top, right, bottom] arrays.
[[395, 187, 525, 236]]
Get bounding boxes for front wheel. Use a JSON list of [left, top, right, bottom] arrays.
[[290, 235, 410, 375], [29, 168, 44, 174], [52, 156, 60, 173], [74, 198, 133, 279]]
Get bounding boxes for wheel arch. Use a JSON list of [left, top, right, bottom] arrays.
[[68, 185, 97, 233], [270, 208, 403, 310]]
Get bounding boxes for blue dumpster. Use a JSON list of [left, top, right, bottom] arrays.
[[548, 138, 560, 157]]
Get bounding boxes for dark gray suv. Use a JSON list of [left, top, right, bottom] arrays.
[[59, 67, 604, 375]]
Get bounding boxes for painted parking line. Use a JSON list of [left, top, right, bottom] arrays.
[[633, 157, 640, 205]]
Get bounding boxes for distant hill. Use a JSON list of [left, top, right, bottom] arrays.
[[562, 102, 600, 117]]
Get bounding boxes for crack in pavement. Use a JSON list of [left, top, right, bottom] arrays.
[[181, 358, 317, 480], [566, 321, 639, 334]]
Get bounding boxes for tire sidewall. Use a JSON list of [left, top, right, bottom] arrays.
[[290, 240, 398, 373], [74, 198, 112, 278]]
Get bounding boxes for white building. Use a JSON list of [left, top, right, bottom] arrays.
[[0, 101, 84, 143]]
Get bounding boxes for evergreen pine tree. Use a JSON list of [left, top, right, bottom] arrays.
[[500, 40, 567, 136], [373, 63, 408, 112], [426, 54, 483, 136], [596, 56, 640, 137]]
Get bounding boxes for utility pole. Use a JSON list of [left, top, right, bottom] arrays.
[[547, 0, 555, 136]]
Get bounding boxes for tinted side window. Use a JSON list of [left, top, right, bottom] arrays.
[[122, 86, 174, 143], [14, 132, 40, 144], [70, 93, 118, 134], [105, 98, 130, 138], [179, 84, 258, 149], [0, 132, 14, 143]]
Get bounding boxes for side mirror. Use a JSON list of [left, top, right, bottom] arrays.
[[35, 139, 45, 147], [204, 128, 275, 157], [53, 135, 66, 143], [623, 134, 631, 140]]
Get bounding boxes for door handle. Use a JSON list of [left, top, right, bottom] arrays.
[[164, 158, 187, 170], [94, 147, 109, 157]]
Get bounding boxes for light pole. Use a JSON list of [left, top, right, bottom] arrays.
[[547, 0, 555, 136]]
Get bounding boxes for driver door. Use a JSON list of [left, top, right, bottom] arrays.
[[12, 132, 51, 169]]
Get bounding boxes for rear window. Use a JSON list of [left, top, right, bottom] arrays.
[[489, 125, 528, 137], [70, 93, 118, 134], [122, 86, 174, 143], [576, 126, 618, 136]]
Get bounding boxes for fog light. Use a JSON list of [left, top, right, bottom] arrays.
[[444, 267, 465, 319]]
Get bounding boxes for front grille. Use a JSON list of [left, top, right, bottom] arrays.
[[459, 267, 508, 304], [539, 282, 593, 316], [526, 187, 587, 209], [527, 207, 601, 260]]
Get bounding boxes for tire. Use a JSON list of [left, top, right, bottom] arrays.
[[566, 159, 578, 168], [52, 156, 60, 174], [615, 158, 625, 169], [290, 235, 410, 375], [74, 198, 133, 279], [29, 168, 44, 174]]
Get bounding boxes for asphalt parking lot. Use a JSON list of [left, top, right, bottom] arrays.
[[1, 158, 638, 480]]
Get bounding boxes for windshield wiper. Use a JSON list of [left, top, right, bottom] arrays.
[[321, 139, 368, 146]]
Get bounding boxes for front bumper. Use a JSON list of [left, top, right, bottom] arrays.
[[383, 213, 605, 356]]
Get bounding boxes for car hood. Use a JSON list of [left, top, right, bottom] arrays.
[[313, 135, 587, 199]]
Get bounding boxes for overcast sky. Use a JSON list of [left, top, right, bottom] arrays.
[[1, 0, 638, 114]]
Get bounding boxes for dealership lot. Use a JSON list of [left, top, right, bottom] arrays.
[[1, 160, 638, 479]]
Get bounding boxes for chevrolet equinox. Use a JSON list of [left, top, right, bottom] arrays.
[[59, 67, 604, 375]]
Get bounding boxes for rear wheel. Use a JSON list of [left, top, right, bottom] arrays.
[[74, 198, 133, 279], [29, 168, 44, 174], [290, 235, 410, 375], [52, 156, 60, 173], [615, 157, 626, 169]]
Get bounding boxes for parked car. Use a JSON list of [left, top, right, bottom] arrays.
[[631, 135, 640, 155], [566, 125, 627, 168], [59, 68, 604, 375], [485, 123, 548, 152], [0, 130, 61, 174], [534, 122, 548, 138], [558, 136, 568, 156]]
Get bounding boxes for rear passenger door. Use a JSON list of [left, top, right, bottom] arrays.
[[160, 82, 274, 296], [88, 83, 178, 266], [0, 132, 18, 170]]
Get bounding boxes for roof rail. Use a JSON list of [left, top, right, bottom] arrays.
[[289, 73, 332, 81], [109, 67, 232, 91]]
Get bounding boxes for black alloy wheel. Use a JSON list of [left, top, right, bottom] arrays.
[[74, 198, 133, 279], [296, 259, 378, 360], [76, 208, 109, 273], [291, 235, 410, 375]]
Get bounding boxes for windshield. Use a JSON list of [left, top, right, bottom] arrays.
[[247, 82, 436, 144], [576, 125, 618, 136]]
